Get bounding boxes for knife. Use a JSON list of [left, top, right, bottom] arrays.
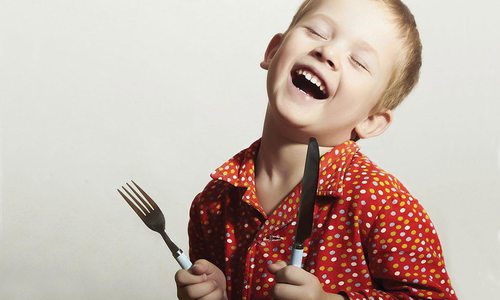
[[290, 137, 320, 268]]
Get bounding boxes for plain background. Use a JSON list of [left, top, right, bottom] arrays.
[[1, 0, 499, 299]]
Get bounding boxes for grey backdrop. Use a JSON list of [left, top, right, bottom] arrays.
[[1, 0, 499, 299]]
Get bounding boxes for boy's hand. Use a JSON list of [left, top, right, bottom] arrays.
[[268, 261, 346, 300], [175, 259, 227, 300]]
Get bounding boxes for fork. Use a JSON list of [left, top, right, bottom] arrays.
[[117, 180, 192, 269]]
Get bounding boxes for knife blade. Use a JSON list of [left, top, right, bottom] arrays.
[[290, 137, 320, 268]]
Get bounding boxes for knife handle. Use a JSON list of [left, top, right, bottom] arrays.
[[290, 247, 304, 268]]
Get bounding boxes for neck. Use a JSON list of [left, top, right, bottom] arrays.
[[254, 111, 309, 215], [256, 111, 308, 188], [254, 105, 345, 215], [256, 106, 335, 184]]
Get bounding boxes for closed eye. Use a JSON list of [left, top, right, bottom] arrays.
[[306, 27, 327, 40], [351, 56, 369, 72]]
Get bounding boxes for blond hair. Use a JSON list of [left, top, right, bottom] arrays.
[[286, 0, 422, 112]]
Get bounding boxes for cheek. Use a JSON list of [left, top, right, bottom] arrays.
[[271, 48, 294, 73], [270, 34, 305, 70], [337, 76, 374, 104], [328, 85, 378, 121], [346, 74, 384, 107]]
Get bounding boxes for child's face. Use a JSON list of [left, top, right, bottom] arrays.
[[261, 0, 402, 145]]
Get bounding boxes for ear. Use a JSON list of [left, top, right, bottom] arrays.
[[353, 110, 393, 139], [260, 33, 283, 70]]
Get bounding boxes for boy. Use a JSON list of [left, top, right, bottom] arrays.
[[175, 0, 457, 299]]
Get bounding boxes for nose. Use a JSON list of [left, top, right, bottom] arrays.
[[312, 44, 339, 71]]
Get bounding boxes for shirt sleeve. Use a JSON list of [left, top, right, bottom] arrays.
[[188, 192, 205, 263], [187, 181, 227, 270], [342, 191, 457, 300]]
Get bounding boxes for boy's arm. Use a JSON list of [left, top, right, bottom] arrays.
[[176, 189, 227, 300], [342, 193, 457, 300], [187, 190, 224, 265], [187, 181, 228, 270], [187, 192, 206, 263]]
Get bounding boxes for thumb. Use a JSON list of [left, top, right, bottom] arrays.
[[190, 259, 218, 276], [267, 260, 287, 274]]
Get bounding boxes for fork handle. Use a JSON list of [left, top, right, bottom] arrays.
[[174, 249, 192, 269]]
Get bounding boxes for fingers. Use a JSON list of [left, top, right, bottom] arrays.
[[190, 259, 220, 276], [268, 260, 287, 274], [272, 283, 304, 300], [175, 260, 227, 300], [177, 280, 218, 300], [268, 261, 305, 285], [196, 287, 225, 300], [268, 262, 326, 300], [175, 269, 207, 288], [175, 259, 213, 286]]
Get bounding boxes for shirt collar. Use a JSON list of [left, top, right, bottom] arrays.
[[211, 138, 360, 198]]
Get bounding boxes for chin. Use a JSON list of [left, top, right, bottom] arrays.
[[270, 108, 319, 141], [272, 101, 313, 129]]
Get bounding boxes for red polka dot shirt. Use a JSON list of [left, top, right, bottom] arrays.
[[188, 139, 457, 300]]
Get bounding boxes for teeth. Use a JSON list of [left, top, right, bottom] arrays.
[[296, 69, 326, 93]]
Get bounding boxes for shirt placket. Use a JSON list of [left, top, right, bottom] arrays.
[[236, 183, 263, 300], [241, 185, 303, 299]]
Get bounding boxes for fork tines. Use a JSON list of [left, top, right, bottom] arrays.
[[117, 180, 193, 270], [117, 180, 158, 219]]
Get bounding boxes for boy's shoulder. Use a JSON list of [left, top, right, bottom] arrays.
[[310, 140, 411, 201], [341, 147, 418, 211], [340, 147, 434, 237], [313, 142, 423, 225], [345, 148, 409, 194]]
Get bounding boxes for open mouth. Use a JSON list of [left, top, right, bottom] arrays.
[[291, 67, 329, 100]]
